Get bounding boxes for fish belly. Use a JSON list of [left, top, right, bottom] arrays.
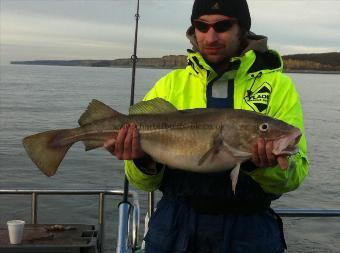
[[140, 128, 238, 173]]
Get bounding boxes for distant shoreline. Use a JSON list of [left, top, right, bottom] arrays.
[[284, 70, 340, 75], [10, 61, 340, 75], [10, 52, 340, 74]]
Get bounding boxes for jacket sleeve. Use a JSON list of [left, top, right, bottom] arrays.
[[246, 74, 309, 195], [124, 75, 171, 192]]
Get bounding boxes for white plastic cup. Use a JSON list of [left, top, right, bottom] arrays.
[[7, 220, 25, 244]]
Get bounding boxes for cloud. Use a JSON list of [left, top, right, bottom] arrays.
[[1, 0, 339, 64], [0, 1, 191, 63], [2, 11, 133, 47], [1, 11, 138, 62], [249, 0, 340, 54]]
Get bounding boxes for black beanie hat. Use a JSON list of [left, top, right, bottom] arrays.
[[191, 0, 251, 31]]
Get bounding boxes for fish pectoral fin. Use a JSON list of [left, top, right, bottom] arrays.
[[230, 162, 241, 194], [198, 134, 224, 166], [78, 99, 120, 126], [198, 147, 217, 166]]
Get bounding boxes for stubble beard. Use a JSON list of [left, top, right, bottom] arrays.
[[202, 31, 244, 65]]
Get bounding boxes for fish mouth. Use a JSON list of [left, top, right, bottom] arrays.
[[272, 129, 302, 156]]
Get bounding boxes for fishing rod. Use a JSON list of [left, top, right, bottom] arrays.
[[128, 0, 156, 218], [117, 0, 141, 252], [123, 0, 141, 204], [129, 0, 140, 107]]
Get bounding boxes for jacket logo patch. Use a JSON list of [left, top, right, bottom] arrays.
[[211, 2, 220, 10], [244, 82, 272, 112]]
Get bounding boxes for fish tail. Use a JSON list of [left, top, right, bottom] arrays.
[[23, 129, 74, 177]]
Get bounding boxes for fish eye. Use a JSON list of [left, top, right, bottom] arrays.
[[259, 123, 269, 132]]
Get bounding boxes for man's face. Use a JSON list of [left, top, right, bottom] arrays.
[[194, 14, 242, 64]]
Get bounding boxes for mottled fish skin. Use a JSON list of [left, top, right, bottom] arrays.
[[23, 98, 301, 191]]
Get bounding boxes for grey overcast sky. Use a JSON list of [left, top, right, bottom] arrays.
[[1, 0, 339, 64]]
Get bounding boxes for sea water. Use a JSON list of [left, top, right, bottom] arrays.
[[1, 64, 340, 252]]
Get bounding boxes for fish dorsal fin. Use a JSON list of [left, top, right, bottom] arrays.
[[78, 99, 120, 126], [129, 98, 177, 115]]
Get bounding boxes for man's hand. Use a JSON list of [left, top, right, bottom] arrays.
[[104, 124, 146, 160], [251, 138, 289, 170]]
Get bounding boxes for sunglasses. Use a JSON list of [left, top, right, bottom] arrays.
[[192, 19, 237, 33]]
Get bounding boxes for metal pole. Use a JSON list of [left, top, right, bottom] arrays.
[[99, 193, 105, 225], [275, 208, 340, 217], [98, 193, 105, 253], [148, 192, 155, 216], [31, 192, 37, 224], [117, 202, 133, 253]]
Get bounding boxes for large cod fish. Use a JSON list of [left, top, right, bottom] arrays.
[[23, 98, 301, 191]]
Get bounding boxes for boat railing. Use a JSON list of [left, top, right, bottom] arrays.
[[275, 208, 340, 217], [0, 189, 141, 253], [1, 189, 340, 253]]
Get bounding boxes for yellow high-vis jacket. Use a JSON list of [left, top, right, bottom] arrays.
[[125, 49, 309, 195]]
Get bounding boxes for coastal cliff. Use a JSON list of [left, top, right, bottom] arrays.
[[11, 52, 340, 72], [11, 55, 187, 69]]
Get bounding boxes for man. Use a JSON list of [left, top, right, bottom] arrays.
[[105, 0, 309, 252]]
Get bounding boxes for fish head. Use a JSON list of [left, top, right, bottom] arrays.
[[268, 121, 302, 156], [221, 110, 302, 156], [252, 113, 302, 156]]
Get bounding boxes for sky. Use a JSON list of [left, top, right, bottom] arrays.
[[0, 0, 339, 65]]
